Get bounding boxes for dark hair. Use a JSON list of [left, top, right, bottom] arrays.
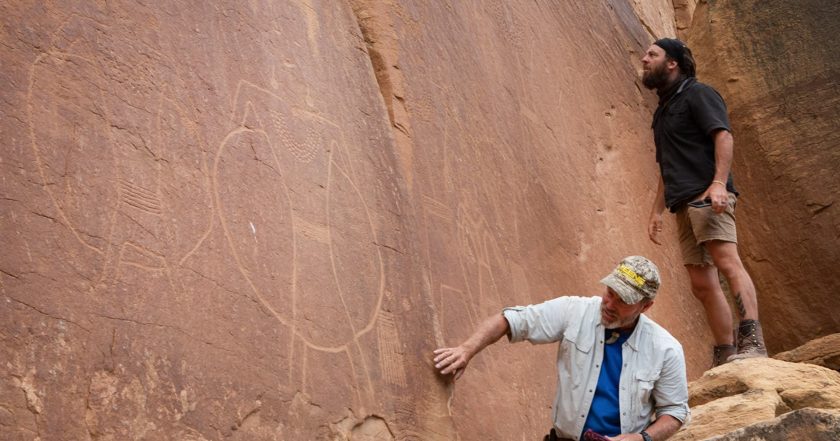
[[654, 38, 696, 77]]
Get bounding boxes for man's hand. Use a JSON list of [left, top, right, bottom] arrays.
[[433, 345, 473, 381], [648, 213, 664, 245], [433, 313, 510, 381], [706, 181, 728, 214]]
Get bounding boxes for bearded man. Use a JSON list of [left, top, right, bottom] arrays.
[[641, 38, 768, 367], [433, 256, 689, 441]]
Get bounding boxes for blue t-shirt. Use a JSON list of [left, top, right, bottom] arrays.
[[582, 328, 632, 437]]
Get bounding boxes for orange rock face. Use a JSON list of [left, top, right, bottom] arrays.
[[6, 1, 834, 440], [687, 0, 840, 355]]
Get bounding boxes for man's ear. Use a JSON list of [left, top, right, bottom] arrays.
[[666, 58, 678, 71], [641, 300, 655, 313]]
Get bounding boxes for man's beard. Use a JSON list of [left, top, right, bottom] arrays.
[[601, 315, 633, 329], [600, 305, 638, 329], [642, 63, 669, 90]]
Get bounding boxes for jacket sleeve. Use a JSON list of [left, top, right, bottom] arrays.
[[653, 343, 691, 425], [502, 296, 583, 344]]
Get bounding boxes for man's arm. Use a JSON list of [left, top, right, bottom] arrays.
[[642, 415, 682, 440], [433, 313, 510, 381], [606, 414, 682, 440], [648, 174, 666, 245], [702, 129, 734, 214]]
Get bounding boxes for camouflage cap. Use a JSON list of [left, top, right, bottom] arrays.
[[599, 256, 660, 304]]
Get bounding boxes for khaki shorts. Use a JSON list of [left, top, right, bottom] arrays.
[[675, 193, 738, 265]]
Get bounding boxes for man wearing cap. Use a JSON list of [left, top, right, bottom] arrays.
[[433, 256, 689, 441], [641, 38, 767, 367]]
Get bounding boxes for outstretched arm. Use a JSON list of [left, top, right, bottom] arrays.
[[433, 313, 510, 381]]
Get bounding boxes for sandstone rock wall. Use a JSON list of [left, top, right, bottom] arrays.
[[1, 2, 416, 439], [0, 2, 695, 439], [672, 0, 699, 40], [5, 0, 834, 440], [687, 0, 840, 354]]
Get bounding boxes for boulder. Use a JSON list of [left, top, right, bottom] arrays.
[[706, 408, 840, 441], [673, 358, 840, 440], [775, 333, 840, 371]]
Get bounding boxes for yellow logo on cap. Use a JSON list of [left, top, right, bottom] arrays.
[[618, 264, 646, 288]]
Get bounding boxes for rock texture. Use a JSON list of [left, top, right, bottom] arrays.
[[0, 1, 704, 440], [0, 2, 415, 440], [708, 408, 840, 441], [1, 1, 837, 440], [672, 358, 840, 440], [686, 0, 840, 354], [775, 333, 840, 371], [628, 0, 678, 38], [671, 0, 698, 40]]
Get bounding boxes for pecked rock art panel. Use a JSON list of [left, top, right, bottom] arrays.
[[2, 0, 735, 440], [211, 79, 395, 417], [26, 15, 214, 292], [3, 1, 441, 440], [215, 81, 385, 352]]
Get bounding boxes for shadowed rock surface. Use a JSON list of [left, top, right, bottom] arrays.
[[1, 1, 838, 440], [687, 0, 840, 355]]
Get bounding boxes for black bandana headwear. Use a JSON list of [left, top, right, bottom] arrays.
[[654, 38, 696, 77]]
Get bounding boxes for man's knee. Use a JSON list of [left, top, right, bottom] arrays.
[[690, 283, 718, 301], [706, 241, 745, 273], [686, 265, 720, 300]]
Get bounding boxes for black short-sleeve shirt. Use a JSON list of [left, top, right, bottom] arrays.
[[653, 78, 738, 211]]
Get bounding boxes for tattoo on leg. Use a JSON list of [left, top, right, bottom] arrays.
[[734, 292, 747, 319]]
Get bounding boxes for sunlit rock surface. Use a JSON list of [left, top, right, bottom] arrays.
[[673, 358, 840, 440]]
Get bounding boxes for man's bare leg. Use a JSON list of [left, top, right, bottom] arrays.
[[705, 240, 758, 320], [686, 263, 734, 345], [706, 240, 767, 359]]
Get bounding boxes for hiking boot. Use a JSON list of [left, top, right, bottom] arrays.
[[712, 344, 737, 367], [728, 319, 768, 361]]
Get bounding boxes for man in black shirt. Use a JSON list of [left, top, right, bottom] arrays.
[[642, 38, 767, 367]]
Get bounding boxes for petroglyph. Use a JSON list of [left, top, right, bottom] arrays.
[[117, 242, 167, 271], [272, 110, 320, 164], [214, 79, 390, 412], [219, 81, 386, 344], [293, 215, 331, 245], [422, 195, 454, 222], [421, 191, 510, 344], [26, 15, 213, 296], [119, 179, 163, 216], [8, 3, 406, 439], [377, 311, 407, 388]]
